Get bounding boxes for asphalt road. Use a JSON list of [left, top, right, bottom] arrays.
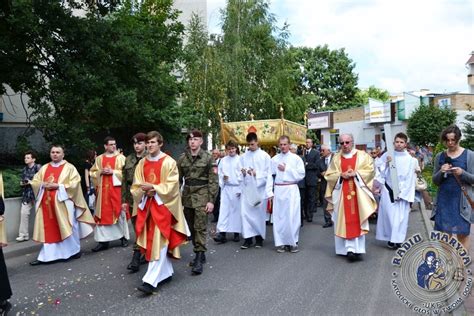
[[4, 207, 426, 315]]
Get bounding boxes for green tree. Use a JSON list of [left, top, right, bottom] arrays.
[[182, 0, 307, 145], [407, 104, 456, 146], [461, 104, 474, 149], [354, 85, 390, 105], [288, 45, 359, 111], [0, 0, 184, 154]]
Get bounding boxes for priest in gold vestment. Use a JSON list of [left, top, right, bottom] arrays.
[[325, 134, 376, 262], [90, 136, 129, 252], [132, 131, 188, 294], [30, 145, 95, 265]]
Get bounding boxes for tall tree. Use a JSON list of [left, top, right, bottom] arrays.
[[407, 104, 456, 146], [0, 0, 184, 153], [288, 45, 359, 111], [182, 0, 307, 144], [461, 105, 474, 149], [220, 0, 309, 122], [354, 85, 390, 105]]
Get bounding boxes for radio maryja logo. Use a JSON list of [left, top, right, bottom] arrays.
[[391, 231, 472, 314]]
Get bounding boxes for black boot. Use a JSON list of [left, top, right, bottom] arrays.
[[92, 242, 109, 252], [137, 282, 155, 295], [213, 232, 227, 244], [0, 300, 12, 315], [189, 252, 206, 267], [127, 250, 141, 272], [191, 252, 205, 275]]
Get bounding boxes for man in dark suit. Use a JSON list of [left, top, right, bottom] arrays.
[[303, 138, 320, 222], [290, 144, 306, 227], [317, 144, 333, 227]]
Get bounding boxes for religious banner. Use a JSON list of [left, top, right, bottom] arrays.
[[221, 119, 307, 146]]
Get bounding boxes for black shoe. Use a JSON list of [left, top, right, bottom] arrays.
[[189, 252, 206, 267], [92, 242, 109, 252], [387, 242, 397, 249], [30, 260, 43, 266], [120, 237, 129, 247], [70, 252, 82, 260], [233, 233, 240, 242], [395, 243, 403, 249], [127, 250, 142, 273], [213, 233, 227, 244], [241, 238, 253, 249], [347, 251, 357, 262], [137, 282, 155, 295], [192, 252, 204, 275], [255, 236, 263, 248], [322, 222, 333, 228], [0, 301, 12, 315], [157, 275, 173, 286]]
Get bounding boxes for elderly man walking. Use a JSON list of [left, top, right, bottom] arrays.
[[324, 134, 376, 262]]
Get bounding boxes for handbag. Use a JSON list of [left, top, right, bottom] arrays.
[[415, 175, 428, 191]]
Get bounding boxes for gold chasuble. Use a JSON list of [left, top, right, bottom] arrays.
[[31, 162, 95, 243], [324, 150, 376, 239], [0, 172, 6, 246], [90, 153, 126, 225], [131, 154, 187, 262]]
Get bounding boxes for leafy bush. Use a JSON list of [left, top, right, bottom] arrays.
[[422, 165, 436, 198], [1, 167, 22, 198]]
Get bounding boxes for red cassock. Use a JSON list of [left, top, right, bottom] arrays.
[[135, 157, 187, 261], [41, 164, 66, 243], [96, 155, 121, 225], [341, 154, 361, 239]]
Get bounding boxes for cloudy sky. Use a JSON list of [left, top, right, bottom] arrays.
[[206, 0, 473, 94]]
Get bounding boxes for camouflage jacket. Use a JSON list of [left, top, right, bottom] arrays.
[[177, 148, 218, 208], [122, 153, 144, 205]]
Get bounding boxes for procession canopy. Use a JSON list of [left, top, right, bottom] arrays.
[[220, 118, 307, 146]]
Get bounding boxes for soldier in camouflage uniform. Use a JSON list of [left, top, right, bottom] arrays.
[[177, 129, 218, 275], [121, 133, 146, 273]]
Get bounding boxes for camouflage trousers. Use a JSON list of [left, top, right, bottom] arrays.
[[184, 207, 208, 253], [129, 213, 140, 251]]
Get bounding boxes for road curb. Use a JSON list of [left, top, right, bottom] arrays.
[[3, 240, 41, 260]]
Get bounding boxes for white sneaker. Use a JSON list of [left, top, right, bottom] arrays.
[[16, 236, 29, 242]]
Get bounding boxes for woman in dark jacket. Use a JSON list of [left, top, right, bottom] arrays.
[[0, 172, 12, 315], [432, 125, 474, 250]]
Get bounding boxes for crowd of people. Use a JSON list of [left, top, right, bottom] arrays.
[[0, 124, 472, 313]]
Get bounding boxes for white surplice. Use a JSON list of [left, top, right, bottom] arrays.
[[271, 152, 305, 247], [142, 246, 174, 287], [94, 211, 130, 242], [376, 150, 416, 243], [240, 148, 274, 239], [217, 155, 243, 234]]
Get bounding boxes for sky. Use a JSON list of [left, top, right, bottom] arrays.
[[206, 0, 474, 94]]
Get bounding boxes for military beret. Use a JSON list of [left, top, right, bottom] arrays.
[[186, 129, 203, 140], [132, 132, 146, 143]]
